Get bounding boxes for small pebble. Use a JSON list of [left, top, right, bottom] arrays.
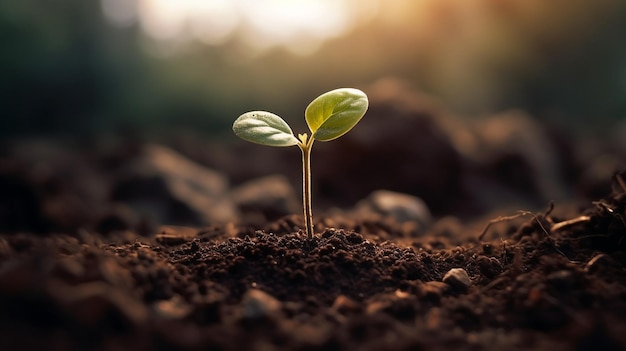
[[442, 268, 472, 290], [241, 289, 282, 319], [357, 190, 432, 226], [231, 175, 299, 220]]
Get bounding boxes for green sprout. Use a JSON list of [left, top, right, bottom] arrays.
[[233, 88, 369, 239]]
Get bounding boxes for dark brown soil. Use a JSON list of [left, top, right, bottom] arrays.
[[1, 82, 625, 350], [1, 176, 625, 351]]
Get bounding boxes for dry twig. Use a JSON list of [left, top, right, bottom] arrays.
[[550, 216, 591, 233], [478, 210, 533, 241]]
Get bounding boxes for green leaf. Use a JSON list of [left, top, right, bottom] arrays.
[[233, 111, 299, 147], [305, 88, 369, 141]]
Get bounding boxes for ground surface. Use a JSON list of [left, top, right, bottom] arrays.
[[1, 81, 625, 350], [0, 176, 625, 351]]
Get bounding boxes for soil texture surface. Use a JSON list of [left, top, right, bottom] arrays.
[[1, 178, 625, 350], [1, 81, 626, 350]]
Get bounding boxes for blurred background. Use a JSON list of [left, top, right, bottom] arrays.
[[1, 0, 625, 234], [2, 0, 625, 139]]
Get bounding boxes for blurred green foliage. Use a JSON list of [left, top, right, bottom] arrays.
[[1, 0, 625, 140], [0, 0, 232, 139]]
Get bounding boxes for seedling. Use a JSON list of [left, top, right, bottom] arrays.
[[233, 88, 369, 239]]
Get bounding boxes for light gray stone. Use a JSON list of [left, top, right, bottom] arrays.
[[442, 268, 472, 290], [357, 190, 431, 226], [240, 288, 282, 320], [232, 175, 299, 221], [114, 144, 237, 226]]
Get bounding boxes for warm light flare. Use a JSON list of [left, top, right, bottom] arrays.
[[103, 0, 379, 55], [238, 0, 355, 54], [99, 0, 624, 116]]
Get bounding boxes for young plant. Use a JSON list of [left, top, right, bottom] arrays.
[[233, 88, 369, 239]]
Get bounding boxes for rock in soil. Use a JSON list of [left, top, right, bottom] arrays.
[[231, 174, 300, 224], [113, 144, 237, 226], [442, 268, 472, 291], [355, 189, 432, 227]]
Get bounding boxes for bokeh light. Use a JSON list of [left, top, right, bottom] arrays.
[[1, 0, 625, 138], [105, 0, 379, 56]]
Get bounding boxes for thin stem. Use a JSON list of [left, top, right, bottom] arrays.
[[299, 136, 315, 239]]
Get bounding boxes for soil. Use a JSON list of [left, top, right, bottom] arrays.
[[1, 173, 625, 350], [1, 81, 625, 350]]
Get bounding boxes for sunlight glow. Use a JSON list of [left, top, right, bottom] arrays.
[[126, 0, 375, 55], [238, 0, 352, 54]]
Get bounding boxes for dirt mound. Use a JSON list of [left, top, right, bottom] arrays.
[[0, 175, 624, 350]]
